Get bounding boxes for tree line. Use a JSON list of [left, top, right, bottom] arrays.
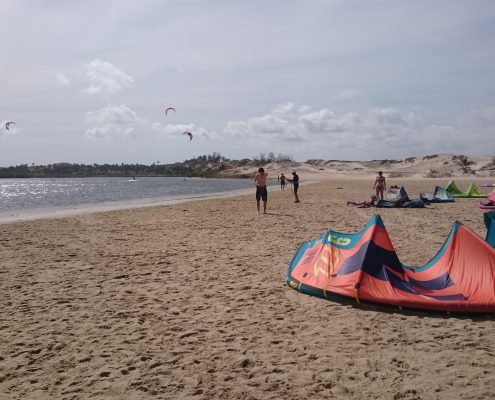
[[0, 152, 294, 178]]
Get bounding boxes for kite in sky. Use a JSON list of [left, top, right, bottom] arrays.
[[5, 121, 15, 130], [165, 107, 175, 115], [182, 131, 193, 141]]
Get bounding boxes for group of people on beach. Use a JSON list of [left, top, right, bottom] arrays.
[[254, 169, 389, 213], [347, 171, 421, 208], [254, 168, 299, 214]]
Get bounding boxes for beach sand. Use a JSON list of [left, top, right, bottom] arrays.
[[1, 178, 494, 399]]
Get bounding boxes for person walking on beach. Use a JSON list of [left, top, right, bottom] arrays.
[[254, 167, 268, 214], [280, 173, 286, 190], [373, 171, 387, 200], [287, 171, 300, 203]]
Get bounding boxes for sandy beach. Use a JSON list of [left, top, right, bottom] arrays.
[[1, 178, 494, 399]]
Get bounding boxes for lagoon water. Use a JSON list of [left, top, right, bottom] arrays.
[[0, 177, 257, 222]]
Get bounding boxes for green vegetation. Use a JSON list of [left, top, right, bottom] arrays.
[[0, 152, 294, 178], [452, 155, 475, 175], [0, 153, 226, 178]]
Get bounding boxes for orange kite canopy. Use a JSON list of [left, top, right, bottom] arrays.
[[287, 215, 495, 312]]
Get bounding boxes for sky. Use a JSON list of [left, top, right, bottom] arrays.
[[1, 0, 495, 166]]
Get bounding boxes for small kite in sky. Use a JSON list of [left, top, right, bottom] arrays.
[[182, 131, 193, 141], [5, 121, 15, 130], [165, 107, 175, 115]]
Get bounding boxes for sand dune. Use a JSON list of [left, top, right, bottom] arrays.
[[222, 154, 495, 181], [1, 177, 494, 399]]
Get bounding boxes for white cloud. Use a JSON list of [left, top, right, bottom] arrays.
[[152, 122, 194, 136], [55, 73, 70, 87], [223, 102, 485, 158], [151, 122, 214, 140], [225, 103, 309, 142], [298, 105, 313, 114], [85, 104, 144, 139], [224, 102, 495, 159], [83, 59, 134, 95], [300, 109, 347, 133], [366, 107, 422, 127], [84, 105, 215, 142], [225, 103, 355, 142], [271, 102, 296, 117]]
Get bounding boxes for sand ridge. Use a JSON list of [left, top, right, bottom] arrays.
[[0, 178, 494, 399], [221, 154, 495, 181]]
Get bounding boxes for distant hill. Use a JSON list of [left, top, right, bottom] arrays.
[[218, 154, 495, 180], [1, 154, 494, 179]]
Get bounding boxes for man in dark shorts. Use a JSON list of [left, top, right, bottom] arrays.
[[288, 171, 300, 203], [254, 167, 268, 213], [280, 173, 286, 190]]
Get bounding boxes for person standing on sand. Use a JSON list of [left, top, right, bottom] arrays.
[[373, 171, 386, 200], [280, 173, 286, 190], [254, 167, 268, 214], [287, 171, 300, 203]]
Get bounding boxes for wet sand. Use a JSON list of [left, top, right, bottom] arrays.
[[1, 179, 494, 399]]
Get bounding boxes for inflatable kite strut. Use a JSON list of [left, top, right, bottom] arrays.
[[287, 215, 495, 312]]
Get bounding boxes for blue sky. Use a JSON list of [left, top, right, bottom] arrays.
[[1, 0, 494, 165]]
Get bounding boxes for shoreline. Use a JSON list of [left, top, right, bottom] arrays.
[[2, 174, 491, 225], [0, 180, 316, 225], [0, 186, 258, 225]]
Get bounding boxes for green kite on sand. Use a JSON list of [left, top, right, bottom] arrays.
[[445, 180, 486, 198]]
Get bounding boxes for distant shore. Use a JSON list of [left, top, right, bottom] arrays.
[[2, 153, 494, 179]]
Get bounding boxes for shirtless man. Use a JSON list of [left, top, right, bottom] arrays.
[[279, 173, 286, 190], [254, 167, 268, 213], [373, 171, 386, 200]]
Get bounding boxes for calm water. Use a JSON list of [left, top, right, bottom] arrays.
[[0, 177, 257, 221]]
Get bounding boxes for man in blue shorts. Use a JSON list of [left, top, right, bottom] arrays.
[[254, 167, 268, 213]]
